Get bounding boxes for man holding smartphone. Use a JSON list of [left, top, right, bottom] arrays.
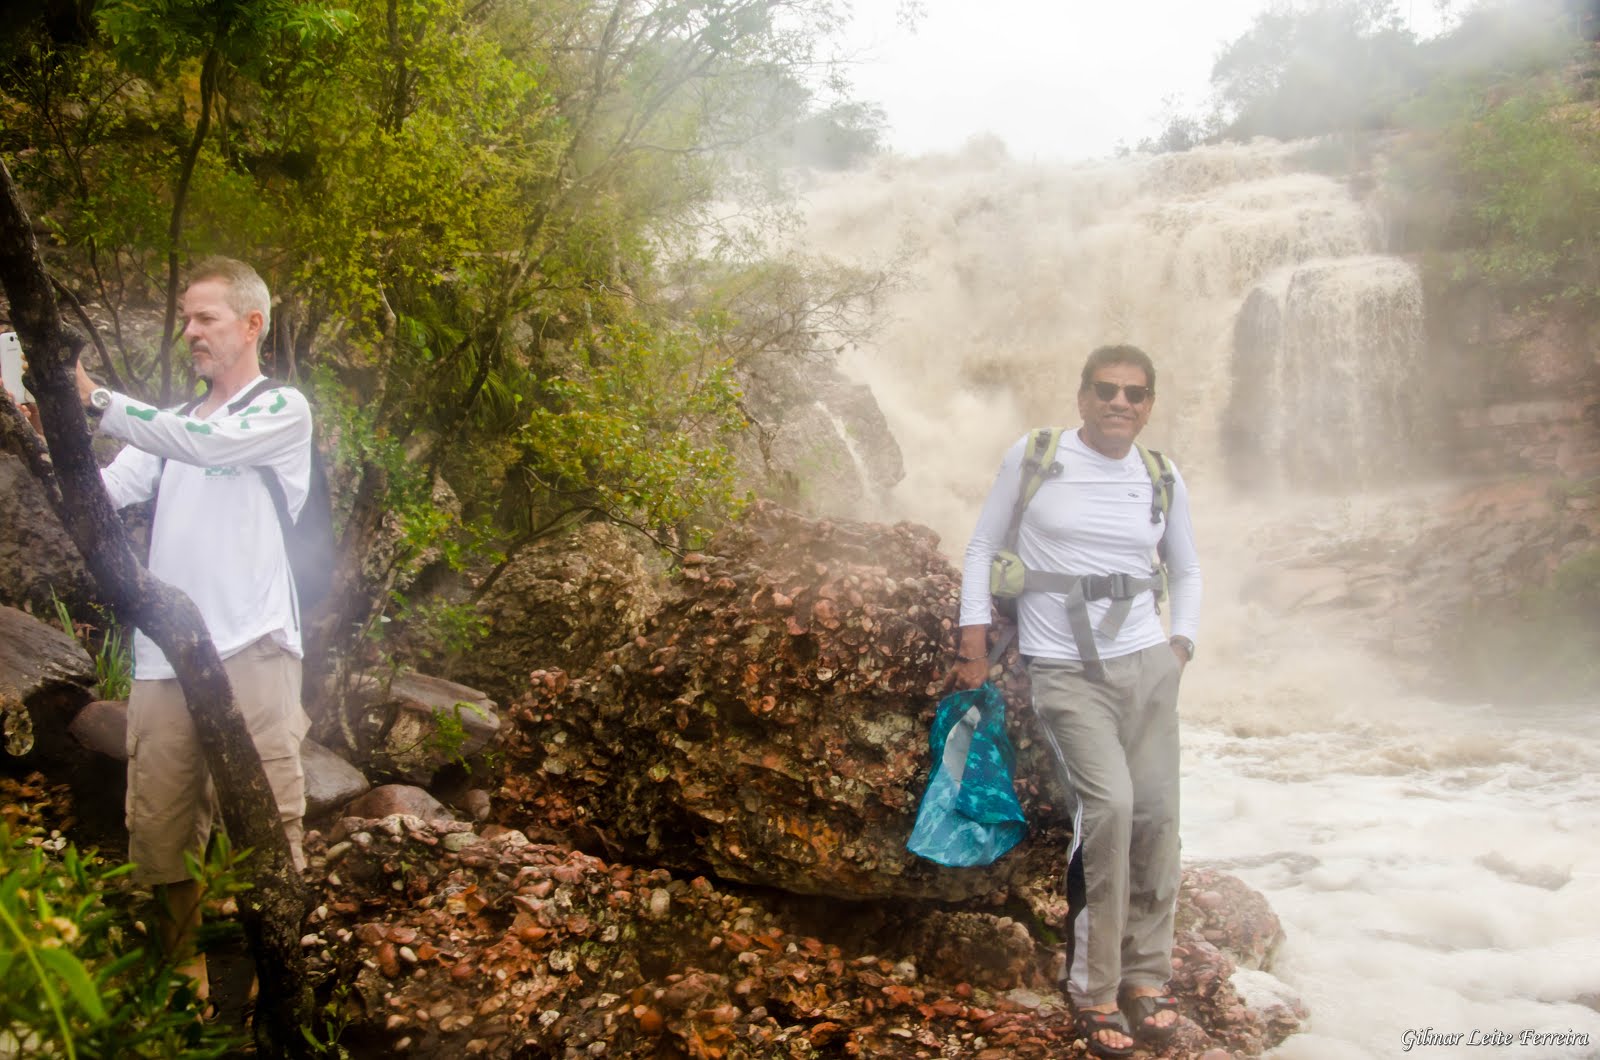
[[75, 257, 312, 1007]]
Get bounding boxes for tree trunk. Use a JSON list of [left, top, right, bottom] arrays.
[[0, 157, 317, 1058]]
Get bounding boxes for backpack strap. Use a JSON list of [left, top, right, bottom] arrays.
[[1002, 428, 1063, 552], [991, 435, 1176, 679], [226, 376, 282, 415], [1138, 445, 1174, 526], [230, 378, 302, 620], [171, 379, 292, 530], [988, 428, 1062, 665]]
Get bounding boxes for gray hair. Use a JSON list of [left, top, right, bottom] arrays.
[[188, 257, 271, 346]]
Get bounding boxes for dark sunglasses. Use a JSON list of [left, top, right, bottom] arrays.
[[1089, 381, 1152, 405]]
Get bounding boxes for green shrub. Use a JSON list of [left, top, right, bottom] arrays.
[[50, 598, 133, 702], [0, 826, 244, 1058]]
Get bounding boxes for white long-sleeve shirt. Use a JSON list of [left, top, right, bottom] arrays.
[[98, 377, 312, 679], [960, 428, 1201, 662]]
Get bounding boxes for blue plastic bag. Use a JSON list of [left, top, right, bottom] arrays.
[[907, 682, 1027, 867]]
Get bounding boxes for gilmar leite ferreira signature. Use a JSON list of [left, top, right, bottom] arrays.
[[1401, 1027, 1592, 1051]]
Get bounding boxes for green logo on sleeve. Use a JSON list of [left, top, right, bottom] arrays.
[[268, 393, 287, 414], [127, 406, 157, 421], [184, 421, 214, 435]]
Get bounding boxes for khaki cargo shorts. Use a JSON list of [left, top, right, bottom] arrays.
[[125, 636, 310, 885]]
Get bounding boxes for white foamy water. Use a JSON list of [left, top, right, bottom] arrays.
[[789, 142, 1600, 1058], [1184, 492, 1600, 1060]]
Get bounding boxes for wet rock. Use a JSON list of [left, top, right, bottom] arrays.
[[735, 357, 906, 518], [340, 670, 500, 784], [303, 738, 371, 817], [1178, 867, 1286, 971], [67, 699, 128, 760], [0, 604, 95, 762], [444, 522, 665, 706], [344, 784, 456, 823], [0, 455, 94, 615], [496, 501, 1074, 901], [457, 788, 492, 822], [1231, 968, 1310, 1045]]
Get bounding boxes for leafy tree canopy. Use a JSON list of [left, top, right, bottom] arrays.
[[1, 0, 884, 680]]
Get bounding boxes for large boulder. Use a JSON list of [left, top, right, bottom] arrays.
[[734, 358, 905, 518], [302, 738, 371, 817], [0, 604, 94, 763], [0, 455, 96, 616], [444, 522, 666, 706], [496, 501, 1076, 903]]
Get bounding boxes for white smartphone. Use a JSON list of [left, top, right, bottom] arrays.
[[0, 332, 30, 404]]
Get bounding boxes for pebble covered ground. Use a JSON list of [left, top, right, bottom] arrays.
[[298, 813, 1302, 1058]]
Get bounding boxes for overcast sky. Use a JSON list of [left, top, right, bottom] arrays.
[[836, 0, 1451, 161]]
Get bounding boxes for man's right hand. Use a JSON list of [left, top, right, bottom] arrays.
[[947, 624, 993, 691]]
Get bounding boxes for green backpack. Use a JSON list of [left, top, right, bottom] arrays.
[[988, 427, 1175, 620]]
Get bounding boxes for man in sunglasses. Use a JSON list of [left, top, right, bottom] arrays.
[[952, 344, 1202, 1059]]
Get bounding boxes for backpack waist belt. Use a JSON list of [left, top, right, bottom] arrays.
[[1019, 570, 1161, 684]]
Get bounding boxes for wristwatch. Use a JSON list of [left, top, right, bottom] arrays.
[[87, 387, 112, 416], [1169, 635, 1195, 660]]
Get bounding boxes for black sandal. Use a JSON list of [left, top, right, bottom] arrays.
[[1075, 1008, 1136, 1059], [1121, 991, 1180, 1045]]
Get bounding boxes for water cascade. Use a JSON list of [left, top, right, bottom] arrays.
[[1225, 257, 1429, 491], [788, 140, 1416, 543], [812, 399, 874, 490]]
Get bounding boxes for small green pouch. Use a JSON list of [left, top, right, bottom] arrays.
[[990, 550, 1025, 599]]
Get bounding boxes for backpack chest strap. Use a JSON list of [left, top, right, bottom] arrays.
[[1019, 570, 1162, 682], [1021, 570, 1161, 599]]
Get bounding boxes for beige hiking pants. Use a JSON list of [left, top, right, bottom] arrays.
[[125, 636, 309, 885], [1029, 644, 1183, 1008]]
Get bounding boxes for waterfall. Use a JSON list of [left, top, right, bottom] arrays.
[[786, 139, 1421, 544], [812, 399, 874, 489], [1225, 256, 1428, 491]]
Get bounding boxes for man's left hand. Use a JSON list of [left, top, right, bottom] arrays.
[[74, 360, 97, 406], [1170, 636, 1193, 669]]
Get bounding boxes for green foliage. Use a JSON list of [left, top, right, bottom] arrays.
[[96, 0, 352, 78], [1450, 542, 1600, 704], [776, 100, 887, 169], [299, 978, 354, 1057], [516, 321, 749, 547], [1210, 0, 1420, 140], [50, 597, 133, 702], [1158, 0, 1600, 309], [0, 826, 244, 1058], [424, 700, 491, 768], [1400, 82, 1600, 304], [1544, 541, 1600, 612]]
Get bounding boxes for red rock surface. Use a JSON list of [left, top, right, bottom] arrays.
[[303, 815, 1299, 1058], [496, 502, 1083, 904]]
